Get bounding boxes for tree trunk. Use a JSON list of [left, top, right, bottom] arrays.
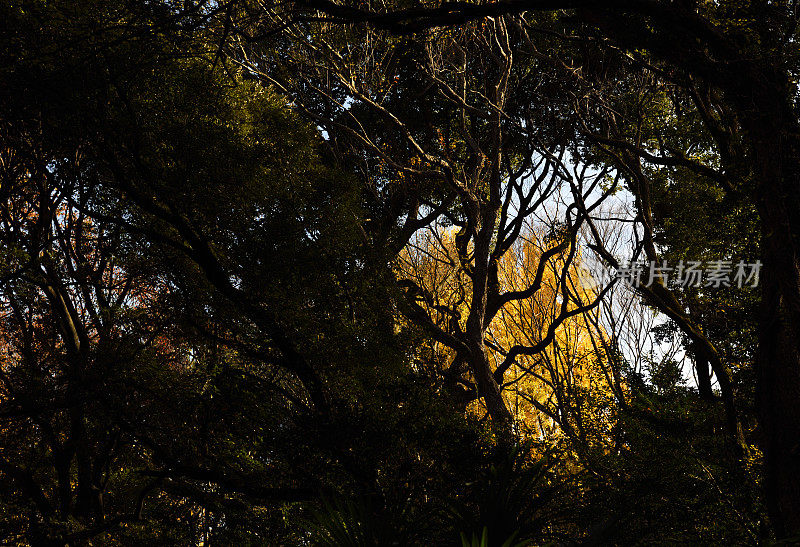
[[693, 343, 714, 402], [754, 164, 800, 538], [757, 259, 800, 538], [466, 201, 515, 445], [736, 68, 800, 537], [469, 347, 514, 442]]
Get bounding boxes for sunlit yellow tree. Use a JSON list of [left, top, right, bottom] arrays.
[[398, 222, 619, 448]]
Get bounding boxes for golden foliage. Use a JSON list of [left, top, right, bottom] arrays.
[[397, 227, 618, 445]]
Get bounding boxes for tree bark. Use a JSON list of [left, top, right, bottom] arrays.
[[731, 64, 800, 538], [466, 203, 515, 445], [750, 128, 800, 540], [693, 342, 714, 402]]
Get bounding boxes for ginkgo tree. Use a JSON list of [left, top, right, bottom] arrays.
[[397, 219, 619, 447]]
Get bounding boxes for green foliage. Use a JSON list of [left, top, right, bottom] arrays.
[[570, 363, 764, 544], [304, 497, 402, 546], [0, 0, 786, 543], [459, 527, 527, 547], [448, 443, 565, 546]]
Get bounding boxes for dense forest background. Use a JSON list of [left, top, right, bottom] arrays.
[[1, 0, 799, 544]]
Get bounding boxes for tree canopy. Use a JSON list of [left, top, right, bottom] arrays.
[[1, 0, 798, 544]]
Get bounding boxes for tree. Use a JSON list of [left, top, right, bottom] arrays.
[[280, 0, 800, 536], [3, 0, 795, 542], [398, 222, 619, 448], [1, 2, 511, 543], [233, 9, 623, 445]]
